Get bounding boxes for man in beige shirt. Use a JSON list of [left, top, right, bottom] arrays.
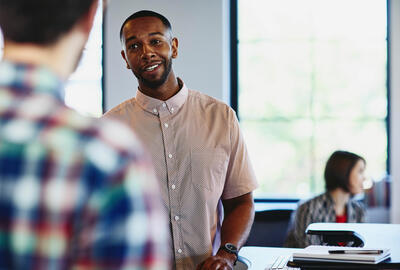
[[105, 10, 258, 270]]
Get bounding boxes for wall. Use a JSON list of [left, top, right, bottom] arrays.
[[390, 0, 400, 224], [104, 0, 230, 111]]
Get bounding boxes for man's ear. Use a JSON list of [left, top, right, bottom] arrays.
[[80, 0, 99, 35], [121, 50, 131, 69], [171, 37, 178, 59]]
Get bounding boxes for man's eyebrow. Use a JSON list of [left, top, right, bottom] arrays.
[[125, 32, 165, 44], [125, 35, 137, 43], [148, 32, 165, 37]]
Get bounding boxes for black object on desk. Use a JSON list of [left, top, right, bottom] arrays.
[[306, 228, 365, 247]]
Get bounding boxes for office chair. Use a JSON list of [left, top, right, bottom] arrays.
[[245, 209, 293, 247]]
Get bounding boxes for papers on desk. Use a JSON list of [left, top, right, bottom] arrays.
[[292, 245, 391, 264]]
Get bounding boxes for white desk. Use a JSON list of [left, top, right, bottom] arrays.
[[239, 246, 299, 269], [239, 223, 400, 269]]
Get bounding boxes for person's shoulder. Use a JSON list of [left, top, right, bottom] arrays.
[[298, 193, 326, 209], [47, 104, 145, 166], [187, 89, 234, 115], [104, 97, 137, 117], [349, 197, 366, 210]]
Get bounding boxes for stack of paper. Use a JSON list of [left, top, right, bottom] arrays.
[[292, 245, 391, 264]]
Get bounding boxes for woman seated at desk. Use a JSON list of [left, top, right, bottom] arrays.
[[285, 150, 367, 248]]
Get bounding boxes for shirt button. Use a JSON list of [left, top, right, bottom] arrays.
[[171, 184, 176, 190], [177, 248, 182, 254], [164, 123, 169, 128], [168, 153, 173, 159], [174, 215, 180, 221], [162, 103, 167, 108], [170, 107, 174, 113], [153, 108, 158, 113]]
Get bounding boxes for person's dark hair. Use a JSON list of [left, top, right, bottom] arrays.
[[324, 150, 366, 192], [120, 10, 172, 41], [0, 0, 95, 45]]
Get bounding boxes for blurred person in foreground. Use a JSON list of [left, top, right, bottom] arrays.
[[104, 10, 258, 270], [0, 0, 169, 269], [285, 150, 366, 248]]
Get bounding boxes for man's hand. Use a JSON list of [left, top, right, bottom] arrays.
[[196, 250, 236, 270], [196, 192, 254, 269]]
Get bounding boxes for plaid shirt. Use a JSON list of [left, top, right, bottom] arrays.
[[0, 61, 169, 269]]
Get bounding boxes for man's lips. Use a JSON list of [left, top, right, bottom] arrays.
[[142, 62, 162, 72]]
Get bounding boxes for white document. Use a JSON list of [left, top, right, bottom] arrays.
[[292, 245, 391, 264]]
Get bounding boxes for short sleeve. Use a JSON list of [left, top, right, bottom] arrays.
[[221, 108, 258, 200]]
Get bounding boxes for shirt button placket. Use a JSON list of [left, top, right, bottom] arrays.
[[160, 104, 180, 258]]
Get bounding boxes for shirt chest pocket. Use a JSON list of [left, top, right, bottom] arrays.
[[190, 149, 228, 191]]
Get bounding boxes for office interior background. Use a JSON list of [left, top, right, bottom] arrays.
[[1, 0, 399, 223]]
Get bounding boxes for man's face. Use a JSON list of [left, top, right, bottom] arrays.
[[121, 16, 178, 89]]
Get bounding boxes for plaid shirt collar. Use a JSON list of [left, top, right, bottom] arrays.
[[0, 60, 64, 101]]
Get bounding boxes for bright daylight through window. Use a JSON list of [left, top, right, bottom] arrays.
[[0, 3, 103, 118], [64, 2, 103, 117], [238, 0, 388, 198]]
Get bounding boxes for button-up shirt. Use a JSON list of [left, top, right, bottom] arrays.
[[105, 79, 258, 269], [0, 61, 169, 269]]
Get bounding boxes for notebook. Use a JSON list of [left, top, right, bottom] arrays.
[[292, 245, 391, 264]]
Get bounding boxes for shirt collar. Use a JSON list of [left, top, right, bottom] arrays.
[[135, 78, 188, 116], [0, 60, 64, 101]]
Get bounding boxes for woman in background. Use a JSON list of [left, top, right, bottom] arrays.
[[285, 150, 366, 248]]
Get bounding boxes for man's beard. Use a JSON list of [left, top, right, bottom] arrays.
[[137, 60, 172, 89]]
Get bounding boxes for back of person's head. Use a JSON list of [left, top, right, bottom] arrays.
[[120, 10, 172, 41], [0, 0, 95, 45], [324, 150, 365, 192]]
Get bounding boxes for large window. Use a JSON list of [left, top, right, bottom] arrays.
[[0, 5, 103, 118], [238, 0, 388, 198]]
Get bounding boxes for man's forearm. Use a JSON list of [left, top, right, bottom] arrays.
[[220, 192, 255, 249]]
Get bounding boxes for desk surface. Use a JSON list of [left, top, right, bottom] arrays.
[[239, 246, 299, 270], [240, 223, 400, 269]]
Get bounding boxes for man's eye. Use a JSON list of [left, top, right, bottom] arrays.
[[151, 39, 161, 45], [129, 43, 139, 50]]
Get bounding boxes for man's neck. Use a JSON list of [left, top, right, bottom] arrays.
[[138, 73, 181, 101]]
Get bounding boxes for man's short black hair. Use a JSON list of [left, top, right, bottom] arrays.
[[120, 10, 172, 41], [0, 0, 95, 45], [324, 150, 365, 192]]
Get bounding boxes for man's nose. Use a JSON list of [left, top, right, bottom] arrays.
[[141, 44, 155, 59]]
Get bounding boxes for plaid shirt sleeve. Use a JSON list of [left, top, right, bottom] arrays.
[[73, 156, 170, 270], [70, 118, 170, 270]]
